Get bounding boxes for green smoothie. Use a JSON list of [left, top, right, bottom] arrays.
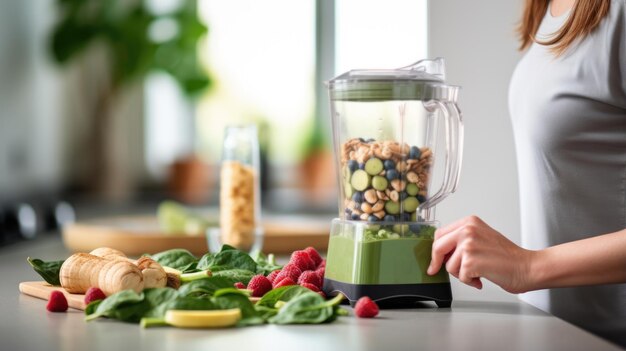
[[325, 231, 449, 285]]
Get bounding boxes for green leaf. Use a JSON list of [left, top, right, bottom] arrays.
[[197, 247, 257, 273], [253, 252, 282, 276], [256, 285, 312, 308], [196, 252, 215, 271], [211, 269, 256, 286], [211, 289, 263, 326], [268, 293, 343, 325], [85, 289, 146, 322], [150, 249, 198, 272], [27, 258, 64, 286], [197, 245, 256, 272], [177, 277, 235, 297], [86, 288, 178, 323], [146, 296, 216, 319]]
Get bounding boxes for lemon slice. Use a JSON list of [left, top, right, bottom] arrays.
[[164, 309, 241, 328]]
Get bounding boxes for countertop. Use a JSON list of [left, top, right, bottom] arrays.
[[0, 234, 621, 351]]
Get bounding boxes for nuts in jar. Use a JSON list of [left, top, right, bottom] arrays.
[[341, 138, 432, 222]]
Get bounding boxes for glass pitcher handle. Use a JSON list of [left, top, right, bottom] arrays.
[[419, 100, 464, 210]]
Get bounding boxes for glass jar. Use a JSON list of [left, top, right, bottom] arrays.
[[215, 125, 262, 252]]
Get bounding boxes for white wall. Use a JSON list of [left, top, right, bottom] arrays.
[[428, 0, 523, 302], [0, 0, 64, 198]]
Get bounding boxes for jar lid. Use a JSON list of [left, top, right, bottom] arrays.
[[326, 58, 459, 102]]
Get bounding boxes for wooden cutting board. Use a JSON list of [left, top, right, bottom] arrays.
[[62, 215, 331, 256], [19, 281, 261, 310], [19, 281, 87, 310]]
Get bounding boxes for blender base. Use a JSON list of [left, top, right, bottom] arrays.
[[323, 278, 453, 308]]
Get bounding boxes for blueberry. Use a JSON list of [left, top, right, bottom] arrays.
[[367, 215, 379, 222], [417, 195, 427, 203], [383, 215, 396, 222], [409, 224, 422, 233], [358, 162, 365, 170], [386, 169, 399, 181], [347, 160, 359, 173], [399, 191, 408, 201], [400, 213, 410, 221], [409, 146, 421, 160], [351, 213, 360, 220], [383, 159, 395, 170], [352, 191, 364, 204]]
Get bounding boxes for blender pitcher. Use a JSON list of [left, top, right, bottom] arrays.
[[322, 58, 463, 307]]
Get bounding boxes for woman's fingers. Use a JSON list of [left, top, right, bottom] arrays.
[[428, 229, 462, 275], [444, 245, 463, 277], [435, 215, 482, 240]]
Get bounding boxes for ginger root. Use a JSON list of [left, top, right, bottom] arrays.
[[89, 248, 168, 289], [60, 253, 144, 295]]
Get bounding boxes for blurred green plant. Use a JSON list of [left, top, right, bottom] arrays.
[[50, 0, 211, 94], [48, 0, 212, 195]]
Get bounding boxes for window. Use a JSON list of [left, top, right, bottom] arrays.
[[145, 0, 428, 202]]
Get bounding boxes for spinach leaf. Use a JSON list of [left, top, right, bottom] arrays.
[[197, 248, 257, 273], [85, 290, 146, 322], [150, 249, 198, 272], [196, 252, 214, 270], [146, 296, 216, 318], [177, 277, 235, 297], [211, 269, 256, 285], [252, 252, 282, 275], [256, 285, 312, 308], [268, 292, 343, 325], [85, 288, 178, 323], [254, 305, 278, 320], [27, 258, 64, 286], [211, 288, 263, 326], [142, 288, 180, 317]]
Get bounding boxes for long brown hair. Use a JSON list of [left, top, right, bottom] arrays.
[[517, 0, 611, 55]]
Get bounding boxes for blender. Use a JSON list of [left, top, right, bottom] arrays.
[[322, 58, 463, 307]]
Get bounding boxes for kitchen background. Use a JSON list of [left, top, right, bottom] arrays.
[[0, 0, 521, 302]]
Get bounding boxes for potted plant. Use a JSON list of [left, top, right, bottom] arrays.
[[49, 0, 211, 198]]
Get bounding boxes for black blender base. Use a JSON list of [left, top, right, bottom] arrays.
[[323, 278, 453, 308]]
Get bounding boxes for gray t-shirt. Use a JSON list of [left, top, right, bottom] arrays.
[[508, 0, 626, 346]]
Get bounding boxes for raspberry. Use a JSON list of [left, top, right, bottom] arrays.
[[273, 277, 296, 288], [234, 282, 246, 289], [315, 266, 325, 281], [300, 282, 320, 292], [298, 270, 322, 288], [354, 296, 379, 318], [47, 291, 68, 312], [304, 247, 323, 267], [274, 264, 302, 286], [266, 269, 281, 283], [289, 250, 315, 271], [318, 259, 326, 268], [84, 287, 106, 305], [247, 275, 273, 297]]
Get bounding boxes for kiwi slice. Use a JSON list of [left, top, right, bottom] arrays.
[[350, 170, 371, 191], [406, 183, 419, 196], [372, 176, 388, 191], [364, 158, 384, 176], [385, 200, 400, 215], [402, 196, 419, 213]]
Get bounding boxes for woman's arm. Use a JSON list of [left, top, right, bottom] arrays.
[[427, 215, 626, 293]]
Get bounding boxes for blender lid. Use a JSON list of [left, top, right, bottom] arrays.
[[327, 57, 459, 101]]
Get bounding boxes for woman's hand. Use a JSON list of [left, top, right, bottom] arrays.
[[427, 216, 534, 293]]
